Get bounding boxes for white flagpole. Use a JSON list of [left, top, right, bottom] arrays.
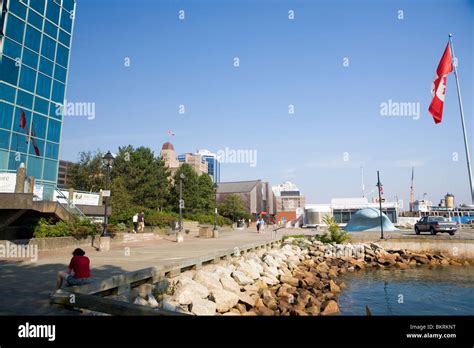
[[448, 34, 474, 205]]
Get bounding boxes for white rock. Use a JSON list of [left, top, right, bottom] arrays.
[[232, 271, 254, 286], [147, 295, 159, 308], [260, 272, 279, 284], [260, 276, 279, 286], [236, 261, 260, 280], [220, 275, 241, 294], [190, 298, 217, 316], [238, 291, 256, 307], [194, 270, 223, 291], [210, 289, 239, 313], [214, 265, 233, 278], [174, 281, 209, 305], [133, 297, 149, 306], [263, 264, 279, 278], [247, 259, 264, 274]]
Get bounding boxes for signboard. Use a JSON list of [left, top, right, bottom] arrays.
[[296, 207, 303, 218], [73, 192, 100, 206], [101, 190, 111, 197], [0, 173, 16, 193], [33, 185, 43, 201]]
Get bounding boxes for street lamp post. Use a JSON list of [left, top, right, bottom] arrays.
[[179, 173, 185, 233], [102, 151, 114, 236], [377, 170, 384, 240], [213, 183, 218, 232]]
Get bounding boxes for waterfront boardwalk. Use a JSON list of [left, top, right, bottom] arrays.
[[1, 227, 473, 315], [0, 227, 315, 315]]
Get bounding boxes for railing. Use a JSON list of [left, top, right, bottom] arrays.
[[52, 187, 90, 221]]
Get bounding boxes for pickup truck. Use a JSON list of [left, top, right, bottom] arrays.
[[414, 216, 458, 235]]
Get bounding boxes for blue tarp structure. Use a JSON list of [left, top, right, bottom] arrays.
[[343, 208, 398, 232]]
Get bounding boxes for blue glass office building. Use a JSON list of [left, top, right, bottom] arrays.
[[0, 0, 76, 199], [202, 155, 220, 183]]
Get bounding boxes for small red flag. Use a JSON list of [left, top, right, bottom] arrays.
[[19, 110, 27, 129], [428, 43, 453, 124]]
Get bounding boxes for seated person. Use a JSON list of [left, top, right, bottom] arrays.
[[56, 248, 92, 289]]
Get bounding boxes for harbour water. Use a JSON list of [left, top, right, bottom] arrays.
[[338, 266, 474, 315]]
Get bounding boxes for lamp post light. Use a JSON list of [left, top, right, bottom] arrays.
[[213, 183, 218, 232], [179, 173, 185, 233], [377, 170, 384, 240], [102, 150, 114, 236]]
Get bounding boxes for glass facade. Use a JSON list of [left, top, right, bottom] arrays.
[[0, 0, 76, 199], [202, 155, 220, 183]]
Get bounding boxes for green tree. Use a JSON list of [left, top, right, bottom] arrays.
[[111, 145, 170, 210], [197, 173, 215, 214], [66, 150, 105, 191], [218, 194, 251, 222], [170, 164, 200, 214]]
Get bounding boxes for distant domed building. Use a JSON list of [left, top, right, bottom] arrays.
[[162, 142, 174, 151], [160, 142, 179, 174]]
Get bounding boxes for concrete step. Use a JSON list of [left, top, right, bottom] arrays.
[[122, 233, 157, 243]]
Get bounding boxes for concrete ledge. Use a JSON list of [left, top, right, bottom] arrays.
[[378, 238, 474, 259]]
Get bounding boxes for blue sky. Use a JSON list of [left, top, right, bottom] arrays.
[[60, 0, 474, 206]]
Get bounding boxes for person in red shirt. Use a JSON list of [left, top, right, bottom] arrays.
[[56, 248, 92, 289]]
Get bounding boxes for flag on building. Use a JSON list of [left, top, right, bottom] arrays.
[[19, 110, 27, 129], [428, 43, 453, 124]]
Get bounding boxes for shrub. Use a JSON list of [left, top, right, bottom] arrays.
[[184, 213, 232, 226], [315, 216, 351, 244], [33, 217, 97, 238]]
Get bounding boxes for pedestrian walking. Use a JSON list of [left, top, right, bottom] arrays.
[[256, 218, 261, 233], [132, 213, 138, 233], [138, 211, 145, 233], [260, 218, 265, 232]]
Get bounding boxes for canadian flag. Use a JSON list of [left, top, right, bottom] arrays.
[[428, 43, 453, 124]]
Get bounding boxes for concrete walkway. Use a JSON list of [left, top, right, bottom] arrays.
[[0, 227, 313, 315]]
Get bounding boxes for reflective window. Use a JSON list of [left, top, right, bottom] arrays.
[[34, 97, 49, 115], [28, 137, 44, 157], [63, 0, 75, 12], [55, 44, 68, 67], [49, 102, 62, 120], [27, 10, 44, 31], [27, 155, 43, 178], [39, 57, 54, 76], [16, 90, 34, 110], [46, 0, 60, 24], [3, 38, 22, 59], [41, 35, 56, 61], [8, 0, 27, 19], [32, 113, 47, 138], [9, 151, 27, 170], [47, 118, 61, 142], [0, 57, 20, 85], [25, 25, 41, 52], [0, 83, 16, 103], [58, 29, 70, 47], [54, 64, 67, 82], [22, 48, 39, 69], [30, 0, 46, 16], [10, 132, 28, 154], [43, 158, 58, 181], [12, 108, 31, 133], [0, 130, 11, 149], [0, 102, 14, 130], [36, 73, 52, 99], [51, 80, 65, 103], [0, 150, 9, 169], [44, 21, 58, 39], [60, 9, 72, 33], [45, 141, 59, 159], [19, 65, 37, 92], [6, 13, 25, 44]]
